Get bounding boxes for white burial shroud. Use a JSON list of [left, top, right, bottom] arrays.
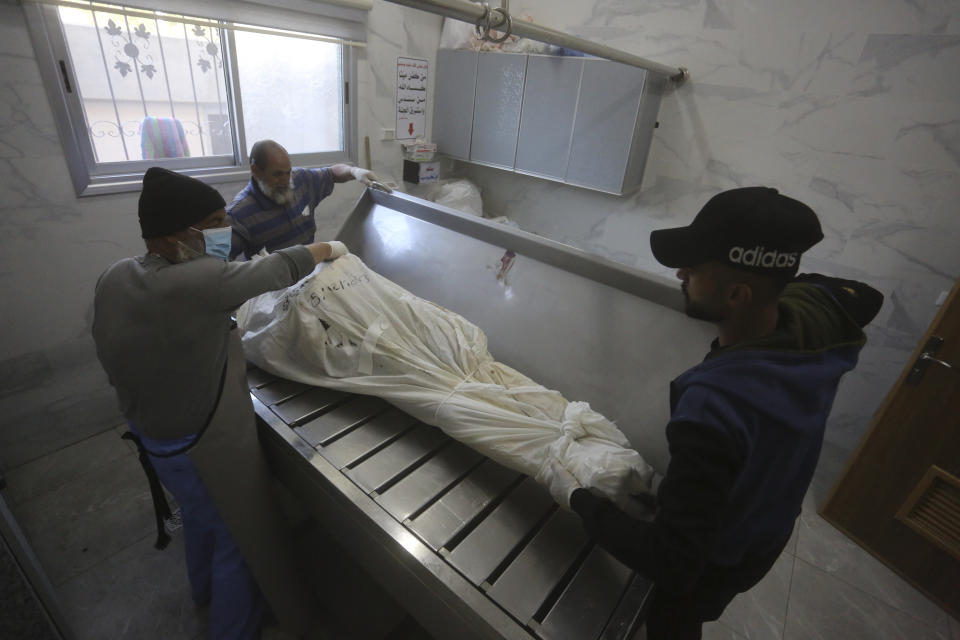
[[237, 254, 654, 513]]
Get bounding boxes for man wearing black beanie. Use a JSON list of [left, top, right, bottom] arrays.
[[544, 187, 885, 640], [93, 167, 347, 640]]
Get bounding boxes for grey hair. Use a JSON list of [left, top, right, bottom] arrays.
[[249, 140, 286, 168]]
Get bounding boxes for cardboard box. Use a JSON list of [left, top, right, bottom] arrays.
[[403, 159, 440, 184], [401, 141, 437, 162]]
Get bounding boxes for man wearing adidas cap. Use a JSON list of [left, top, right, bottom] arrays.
[[566, 187, 884, 639]]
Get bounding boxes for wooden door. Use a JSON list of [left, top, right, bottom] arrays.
[[821, 278, 960, 618]]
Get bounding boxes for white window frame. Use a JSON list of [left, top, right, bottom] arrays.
[[24, 2, 359, 196]]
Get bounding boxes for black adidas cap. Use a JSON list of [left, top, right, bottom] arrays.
[[650, 187, 824, 276]]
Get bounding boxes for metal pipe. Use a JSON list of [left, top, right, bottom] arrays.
[[384, 0, 689, 83]]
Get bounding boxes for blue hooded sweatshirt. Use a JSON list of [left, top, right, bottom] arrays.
[[571, 276, 881, 594], [669, 288, 865, 565]]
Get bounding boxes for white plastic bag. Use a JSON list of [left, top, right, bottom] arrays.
[[408, 178, 485, 217], [237, 254, 654, 513], [439, 17, 478, 50]]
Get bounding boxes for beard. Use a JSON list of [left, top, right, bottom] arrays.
[[256, 176, 295, 206], [682, 285, 724, 322]]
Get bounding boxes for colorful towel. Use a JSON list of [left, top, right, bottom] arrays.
[[140, 116, 190, 159]]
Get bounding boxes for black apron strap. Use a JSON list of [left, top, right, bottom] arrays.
[[121, 430, 173, 550], [121, 353, 229, 550]]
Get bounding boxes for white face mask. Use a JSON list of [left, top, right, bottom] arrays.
[[174, 226, 232, 262], [193, 226, 232, 260]]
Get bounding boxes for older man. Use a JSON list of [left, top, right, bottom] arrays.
[[93, 167, 347, 639], [555, 187, 883, 640], [227, 139, 388, 259]]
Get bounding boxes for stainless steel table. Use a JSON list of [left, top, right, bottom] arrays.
[[250, 367, 652, 640]]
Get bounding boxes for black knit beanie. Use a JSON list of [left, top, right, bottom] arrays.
[[138, 167, 227, 239]]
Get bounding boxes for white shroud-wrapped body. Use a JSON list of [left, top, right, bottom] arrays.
[[237, 254, 654, 514]]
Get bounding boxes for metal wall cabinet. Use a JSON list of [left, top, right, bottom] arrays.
[[564, 59, 663, 194], [433, 49, 480, 160], [470, 53, 528, 168], [514, 55, 582, 180], [432, 49, 667, 195]]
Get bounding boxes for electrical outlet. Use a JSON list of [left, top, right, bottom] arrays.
[[382, 128, 395, 140]]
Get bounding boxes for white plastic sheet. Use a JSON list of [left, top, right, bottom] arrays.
[[237, 254, 654, 513]]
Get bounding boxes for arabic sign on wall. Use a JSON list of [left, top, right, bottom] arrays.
[[396, 57, 427, 140]]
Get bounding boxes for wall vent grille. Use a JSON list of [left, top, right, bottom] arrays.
[[896, 466, 960, 562]]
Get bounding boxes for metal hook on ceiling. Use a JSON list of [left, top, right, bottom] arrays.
[[474, 2, 513, 44], [384, 0, 687, 82]]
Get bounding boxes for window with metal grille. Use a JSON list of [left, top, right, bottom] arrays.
[[25, 1, 358, 195]]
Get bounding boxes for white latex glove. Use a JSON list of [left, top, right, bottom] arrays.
[[538, 459, 582, 510], [350, 167, 393, 193], [327, 241, 349, 260]]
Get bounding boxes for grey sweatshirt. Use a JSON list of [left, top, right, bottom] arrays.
[[93, 247, 315, 439]]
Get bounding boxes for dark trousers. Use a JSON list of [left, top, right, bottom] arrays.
[[645, 535, 789, 640], [135, 428, 265, 640]]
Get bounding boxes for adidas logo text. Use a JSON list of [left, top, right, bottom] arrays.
[[728, 245, 798, 268]]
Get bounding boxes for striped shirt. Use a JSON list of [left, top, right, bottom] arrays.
[[227, 167, 335, 259]]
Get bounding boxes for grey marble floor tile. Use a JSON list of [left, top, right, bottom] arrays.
[[56, 533, 203, 640], [950, 615, 960, 640], [714, 552, 793, 640], [703, 622, 746, 640], [802, 439, 852, 514], [3, 428, 130, 505], [795, 508, 955, 635], [12, 453, 155, 586], [785, 519, 799, 557], [115, 422, 138, 455], [784, 559, 952, 640]]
